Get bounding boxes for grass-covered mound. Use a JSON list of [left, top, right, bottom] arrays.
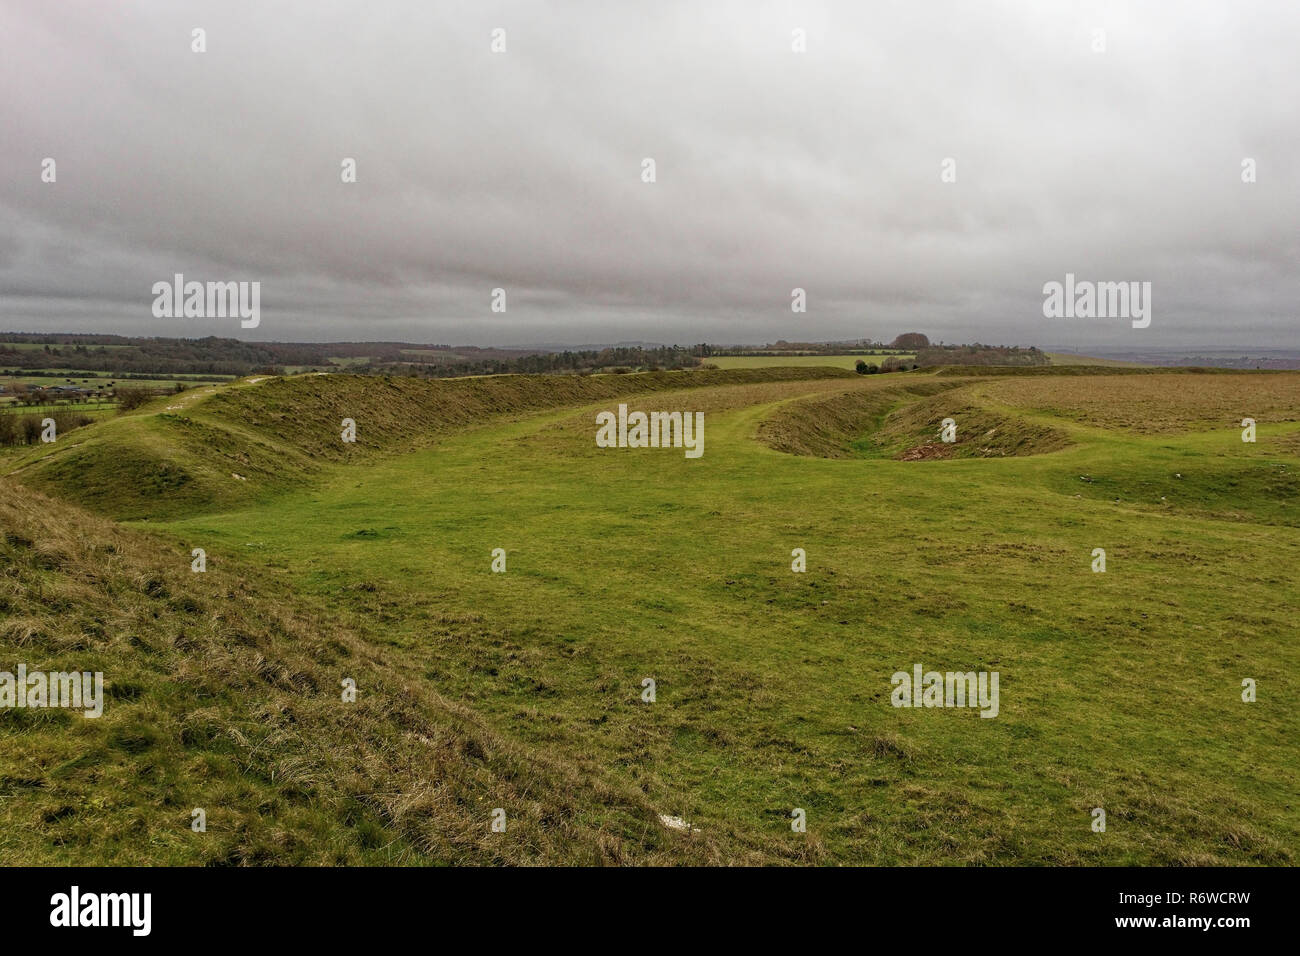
[[757, 377, 1070, 460], [5, 367, 854, 521]]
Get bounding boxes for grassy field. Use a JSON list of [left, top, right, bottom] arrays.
[[0, 402, 119, 419], [0, 400, 117, 412], [709, 354, 913, 370], [1, 372, 234, 391], [713, 352, 1137, 371], [2, 366, 1297, 864]]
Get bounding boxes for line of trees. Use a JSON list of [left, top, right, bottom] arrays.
[[3, 368, 231, 383], [379, 345, 703, 378], [856, 357, 921, 374], [913, 345, 1047, 367], [0, 337, 301, 375], [0, 409, 93, 447], [0, 334, 560, 376]]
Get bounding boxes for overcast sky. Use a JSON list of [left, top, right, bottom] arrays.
[[1, 1, 1297, 348]]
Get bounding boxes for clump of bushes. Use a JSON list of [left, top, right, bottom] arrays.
[[880, 357, 920, 372], [0, 409, 94, 447], [856, 358, 918, 374], [114, 387, 154, 411]]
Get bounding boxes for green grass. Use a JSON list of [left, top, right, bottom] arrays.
[[3, 368, 853, 522], [1, 401, 118, 416], [0, 483, 707, 865], [4, 366, 1298, 864], [157, 372, 1300, 863]]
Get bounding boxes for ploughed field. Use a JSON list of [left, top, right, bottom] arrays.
[[2, 366, 1297, 864]]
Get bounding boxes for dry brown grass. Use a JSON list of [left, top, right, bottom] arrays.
[[981, 372, 1300, 434]]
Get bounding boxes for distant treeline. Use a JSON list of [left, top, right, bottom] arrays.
[[713, 334, 933, 354], [0, 334, 552, 377], [1, 333, 1050, 380], [1, 334, 706, 379], [3, 368, 231, 382], [377, 345, 705, 378], [0, 336, 304, 375], [914, 345, 1048, 367], [710, 339, 897, 356]]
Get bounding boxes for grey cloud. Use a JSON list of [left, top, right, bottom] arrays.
[[0, 0, 1296, 347]]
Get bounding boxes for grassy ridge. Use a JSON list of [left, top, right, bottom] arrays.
[[6, 367, 853, 522], [196, 367, 854, 462]]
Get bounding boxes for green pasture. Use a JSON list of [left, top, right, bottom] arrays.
[[134, 371, 1299, 864]]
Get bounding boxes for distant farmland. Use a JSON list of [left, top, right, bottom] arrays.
[[1044, 352, 1147, 368], [709, 353, 913, 370]]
